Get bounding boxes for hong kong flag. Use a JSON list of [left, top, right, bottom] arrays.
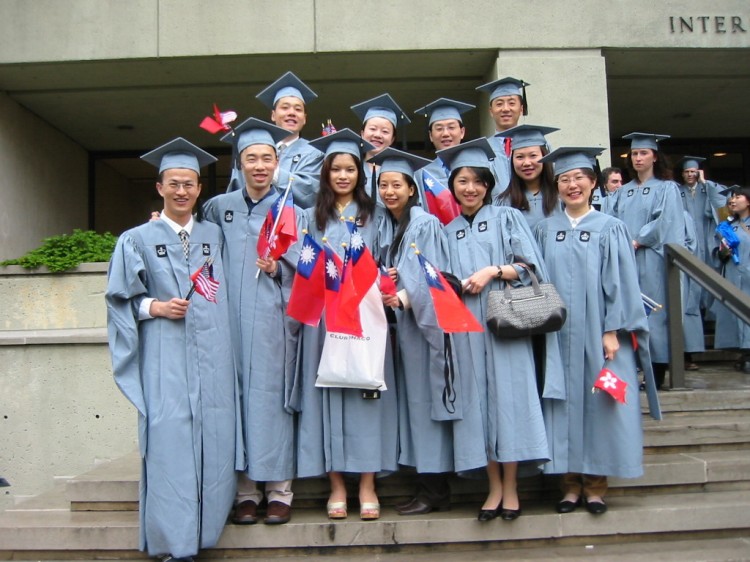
[[593, 367, 628, 404], [417, 252, 483, 333], [422, 168, 460, 226], [287, 233, 325, 326], [257, 191, 297, 260], [323, 245, 362, 337]]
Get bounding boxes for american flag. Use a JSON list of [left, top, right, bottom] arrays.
[[190, 258, 220, 303]]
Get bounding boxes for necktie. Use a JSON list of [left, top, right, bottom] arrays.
[[179, 230, 190, 261], [504, 137, 512, 157], [278, 143, 287, 159]]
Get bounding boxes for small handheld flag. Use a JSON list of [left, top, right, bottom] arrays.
[[422, 169, 460, 226], [592, 367, 628, 404], [321, 119, 337, 136], [199, 103, 237, 135], [257, 178, 298, 261], [378, 264, 397, 296], [287, 233, 326, 326], [416, 250, 483, 333], [186, 257, 219, 303]]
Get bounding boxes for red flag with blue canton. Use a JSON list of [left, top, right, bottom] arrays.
[[323, 245, 362, 336], [593, 367, 628, 404], [339, 220, 378, 310], [287, 233, 326, 326], [190, 260, 220, 303], [199, 103, 237, 135], [379, 264, 397, 296], [257, 190, 298, 260], [422, 169, 461, 226], [417, 253, 483, 333]]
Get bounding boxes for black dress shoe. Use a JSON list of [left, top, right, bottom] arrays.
[[477, 505, 500, 521], [499, 503, 522, 521], [232, 500, 258, 524], [556, 497, 581, 514], [395, 496, 451, 516], [585, 499, 607, 515]]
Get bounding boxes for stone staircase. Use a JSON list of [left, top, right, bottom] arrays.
[[2, 365, 750, 560]]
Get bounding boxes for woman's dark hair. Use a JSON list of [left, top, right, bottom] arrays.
[[626, 149, 673, 181], [447, 166, 495, 209], [314, 152, 374, 231], [384, 172, 420, 261], [497, 146, 557, 215]]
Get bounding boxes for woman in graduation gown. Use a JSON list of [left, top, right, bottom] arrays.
[[350, 94, 410, 202], [534, 147, 661, 515], [712, 186, 750, 373], [373, 147, 488, 515], [607, 132, 686, 389], [439, 139, 566, 521], [294, 129, 398, 520], [494, 124, 561, 230], [106, 139, 241, 559]]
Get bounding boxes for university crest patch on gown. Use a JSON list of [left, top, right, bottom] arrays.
[[202, 243, 211, 255], [579, 231, 590, 242], [156, 245, 167, 257], [556, 231, 566, 241], [224, 210, 234, 222]]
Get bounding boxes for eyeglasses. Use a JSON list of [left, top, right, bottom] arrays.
[[557, 174, 589, 187], [163, 181, 198, 191]]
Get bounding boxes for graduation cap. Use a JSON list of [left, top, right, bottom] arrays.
[[308, 128, 374, 159], [475, 77, 529, 115], [500, 124, 559, 151], [719, 184, 750, 198], [368, 147, 430, 179], [351, 94, 411, 128], [414, 98, 475, 125], [256, 71, 317, 108], [223, 117, 291, 155], [538, 147, 605, 176], [140, 137, 217, 174], [678, 155, 706, 170], [436, 138, 496, 172], [622, 132, 670, 151]]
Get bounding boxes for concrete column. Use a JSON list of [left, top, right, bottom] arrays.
[[479, 49, 612, 167]]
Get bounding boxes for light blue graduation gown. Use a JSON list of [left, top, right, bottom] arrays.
[[226, 138, 324, 210], [682, 212, 705, 352], [713, 216, 750, 350], [495, 189, 562, 231], [203, 189, 303, 482], [444, 205, 565, 464], [534, 211, 661, 478], [381, 207, 487, 473], [591, 189, 615, 215], [294, 204, 398, 477], [609, 178, 686, 363], [487, 135, 511, 199], [106, 219, 240, 557]]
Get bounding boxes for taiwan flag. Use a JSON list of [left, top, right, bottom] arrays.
[[340, 220, 378, 311], [257, 191, 298, 260], [417, 253, 483, 333], [422, 168, 460, 226], [592, 367, 628, 404], [378, 264, 397, 296], [287, 233, 325, 326], [323, 245, 362, 337]]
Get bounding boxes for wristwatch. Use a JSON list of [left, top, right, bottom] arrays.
[[495, 265, 503, 279]]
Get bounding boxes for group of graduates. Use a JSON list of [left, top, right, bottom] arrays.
[[105, 71, 746, 562]]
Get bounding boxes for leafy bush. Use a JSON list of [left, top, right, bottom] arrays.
[[0, 229, 117, 272]]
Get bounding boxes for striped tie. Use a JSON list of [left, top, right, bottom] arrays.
[[179, 230, 190, 261]]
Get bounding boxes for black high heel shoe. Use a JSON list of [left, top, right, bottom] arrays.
[[477, 503, 501, 521], [499, 502, 522, 521]]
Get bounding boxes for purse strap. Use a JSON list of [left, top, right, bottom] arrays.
[[503, 262, 542, 299]]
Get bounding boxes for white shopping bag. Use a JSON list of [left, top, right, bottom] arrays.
[[316, 283, 388, 390]]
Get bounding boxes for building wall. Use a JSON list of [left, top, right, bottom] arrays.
[[0, 92, 88, 262]]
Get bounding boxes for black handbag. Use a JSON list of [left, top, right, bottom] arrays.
[[485, 265, 567, 338]]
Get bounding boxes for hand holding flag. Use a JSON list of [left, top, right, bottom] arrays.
[[257, 177, 298, 261], [199, 103, 238, 135], [416, 247, 483, 333], [592, 366, 628, 404], [185, 257, 220, 303], [378, 264, 397, 296]]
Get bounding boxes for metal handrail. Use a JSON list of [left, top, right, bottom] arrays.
[[665, 243, 750, 389]]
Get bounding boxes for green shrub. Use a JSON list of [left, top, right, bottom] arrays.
[[0, 229, 117, 272]]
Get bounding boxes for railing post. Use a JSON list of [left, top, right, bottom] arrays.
[[666, 248, 686, 389]]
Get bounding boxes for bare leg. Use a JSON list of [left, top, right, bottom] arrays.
[[482, 460, 503, 510], [328, 471, 347, 504], [501, 462, 519, 510]]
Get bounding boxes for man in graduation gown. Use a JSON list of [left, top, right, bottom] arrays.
[[205, 118, 303, 525], [226, 72, 323, 210], [475, 77, 530, 198], [106, 138, 241, 560]]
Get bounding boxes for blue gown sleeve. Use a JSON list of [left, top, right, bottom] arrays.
[[634, 182, 685, 250], [276, 146, 324, 210]]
